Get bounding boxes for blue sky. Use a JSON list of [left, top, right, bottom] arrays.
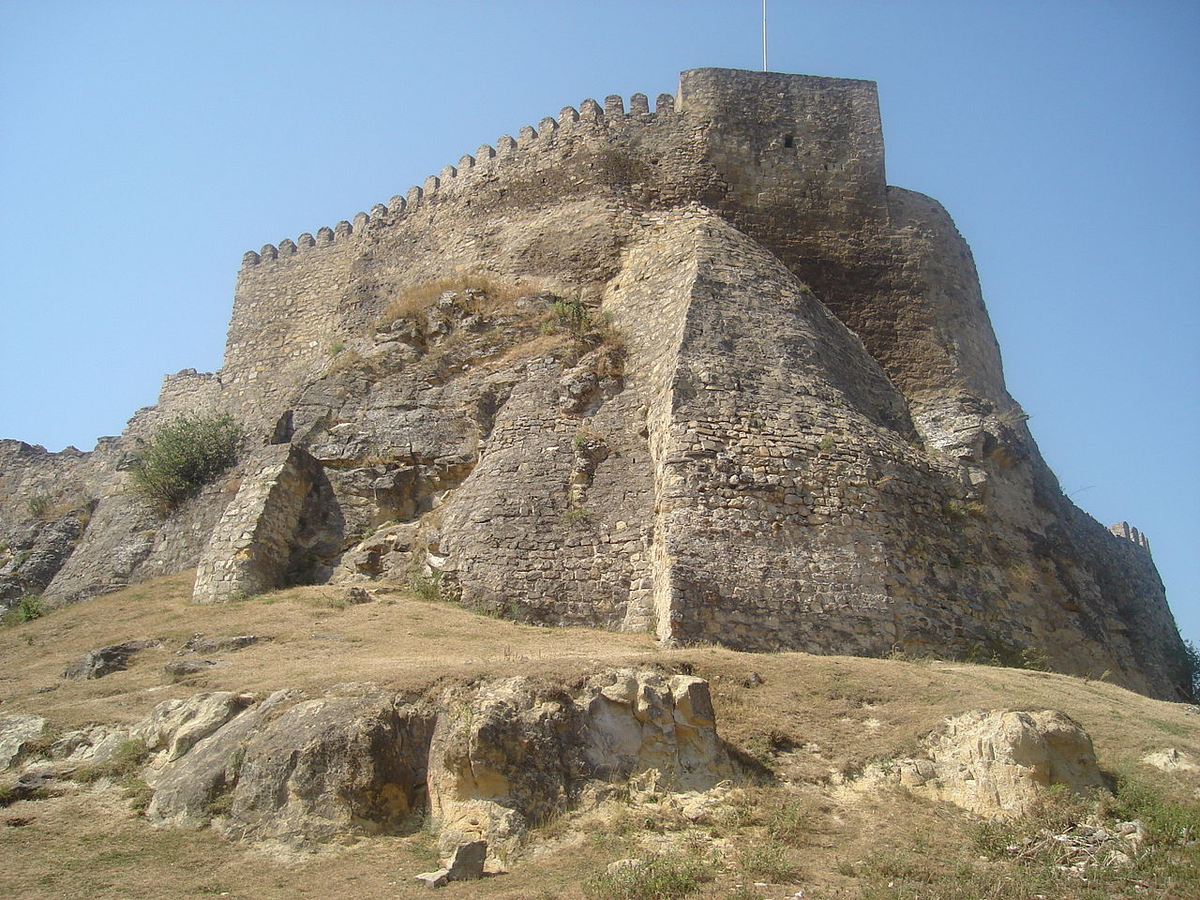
[[1, 1, 1197, 649]]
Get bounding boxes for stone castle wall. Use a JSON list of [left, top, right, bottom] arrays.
[[0, 68, 1188, 700]]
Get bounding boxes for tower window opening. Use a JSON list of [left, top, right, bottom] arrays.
[[783, 133, 794, 148]]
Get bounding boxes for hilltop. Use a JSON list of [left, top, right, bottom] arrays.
[[1, 575, 1197, 899]]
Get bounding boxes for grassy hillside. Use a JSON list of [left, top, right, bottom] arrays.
[[2, 574, 1197, 899]]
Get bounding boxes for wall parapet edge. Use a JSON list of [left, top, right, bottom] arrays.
[[238, 91, 676, 269], [1109, 521, 1151, 552]]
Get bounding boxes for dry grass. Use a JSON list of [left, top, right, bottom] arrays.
[[1, 573, 1197, 899], [379, 273, 546, 325]]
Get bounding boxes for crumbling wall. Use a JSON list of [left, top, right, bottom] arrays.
[[192, 444, 326, 603]]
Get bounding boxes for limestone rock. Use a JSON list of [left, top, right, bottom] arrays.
[[48, 725, 129, 765], [581, 670, 732, 791], [0, 715, 45, 770], [164, 659, 217, 679], [426, 677, 572, 855], [0, 511, 88, 605], [180, 633, 259, 654], [445, 839, 487, 880], [147, 689, 298, 827], [427, 670, 731, 855], [2, 769, 55, 803], [414, 869, 449, 889], [864, 709, 1106, 816], [133, 691, 256, 766], [62, 639, 160, 680], [1141, 747, 1199, 773], [215, 688, 433, 846]]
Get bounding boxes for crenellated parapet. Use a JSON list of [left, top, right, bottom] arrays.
[[1110, 521, 1152, 552], [239, 91, 680, 270], [222, 70, 900, 434]]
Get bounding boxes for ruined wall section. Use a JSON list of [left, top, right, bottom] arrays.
[[615, 213, 1181, 697], [193, 443, 324, 603]]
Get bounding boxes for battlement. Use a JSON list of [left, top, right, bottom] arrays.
[[239, 68, 887, 269], [1110, 521, 1151, 552], [240, 90, 678, 269]]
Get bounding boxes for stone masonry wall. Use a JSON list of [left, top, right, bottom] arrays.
[[193, 444, 323, 603], [1, 68, 1187, 700]]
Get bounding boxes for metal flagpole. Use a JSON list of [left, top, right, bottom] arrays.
[[762, 0, 768, 71]]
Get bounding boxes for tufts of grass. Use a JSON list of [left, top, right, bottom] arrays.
[[72, 740, 149, 785], [581, 851, 713, 900], [736, 838, 803, 883], [562, 507, 594, 528], [379, 273, 532, 325]]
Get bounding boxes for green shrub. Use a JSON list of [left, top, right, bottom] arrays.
[[130, 413, 244, 509], [3, 594, 45, 626]]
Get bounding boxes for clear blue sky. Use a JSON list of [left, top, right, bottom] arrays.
[[2, 1, 1197, 649]]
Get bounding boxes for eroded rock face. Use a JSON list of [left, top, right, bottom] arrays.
[[147, 689, 298, 828], [0, 715, 45, 770], [580, 670, 730, 791], [138, 671, 729, 853], [217, 689, 434, 846], [864, 709, 1106, 816], [134, 691, 256, 767], [426, 670, 731, 854]]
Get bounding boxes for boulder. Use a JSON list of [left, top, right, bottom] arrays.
[[1, 769, 55, 804], [427, 670, 731, 855], [0, 715, 45, 770], [134, 691, 256, 767], [216, 688, 434, 846], [180, 634, 259, 654], [445, 839, 487, 880], [426, 677, 573, 855], [1141, 748, 1199, 773], [581, 670, 732, 791], [164, 659, 217, 680], [48, 725, 129, 765], [143, 670, 730, 853], [414, 869, 449, 889], [864, 709, 1106, 816], [63, 639, 160, 680], [147, 690, 298, 827]]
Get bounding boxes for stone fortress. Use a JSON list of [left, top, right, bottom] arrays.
[[0, 68, 1190, 700]]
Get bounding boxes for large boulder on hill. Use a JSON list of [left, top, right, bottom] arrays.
[[865, 708, 1106, 816], [216, 689, 434, 846], [62, 639, 160, 680], [427, 670, 731, 855], [147, 689, 298, 828], [134, 691, 257, 767]]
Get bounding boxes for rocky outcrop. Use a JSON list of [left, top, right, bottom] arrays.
[[0, 715, 46, 770], [62, 639, 161, 680], [861, 709, 1106, 816], [125, 671, 729, 853], [426, 670, 732, 855]]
